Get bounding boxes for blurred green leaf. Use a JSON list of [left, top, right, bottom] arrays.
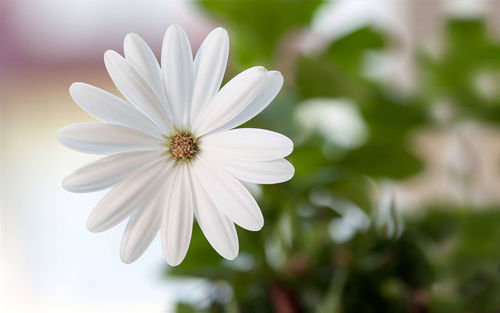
[[418, 208, 500, 313], [176, 302, 197, 313], [197, 0, 323, 67], [296, 27, 427, 179], [337, 143, 422, 179], [420, 19, 500, 121], [296, 27, 385, 101]]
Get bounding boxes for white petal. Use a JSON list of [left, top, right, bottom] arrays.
[[188, 166, 238, 259], [161, 165, 193, 266], [193, 66, 267, 136], [87, 158, 173, 232], [190, 27, 229, 124], [204, 152, 294, 184], [216, 71, 283, 132], [69, 82, 163, 138], [123, 33, 166, 105], [193, 158, 264, 231], [202, 128, 293, 161], [120, 183, 164, 263], [104, 50, 172, 132], [161, 25, 194, 129], [56, 123, 164, 155], [62, 150, 164, 193]]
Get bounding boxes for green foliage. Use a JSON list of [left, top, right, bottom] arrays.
[[197, 0, 323, 67], [417, 209, 500, 313], [419, 20, 500, 121], [296, 28, 384, 101], [176, 302, 197, 313], [296, 27, 428, 179], [168, 4, 500, 312]]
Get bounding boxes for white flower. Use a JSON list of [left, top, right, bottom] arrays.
[[56, 25, 294, 266], [295, 98, 368, 149], [374, 182, 404, 239]]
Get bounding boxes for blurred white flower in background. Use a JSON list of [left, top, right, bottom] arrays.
[[309, 0, 500, 94], [374, 181, 404, 239], [310, 182, 405, 243], [310, 188, 370, 244], [474, 69, 500, 101], [295, 98, 369, 150], [264, 212, 293, 270], [310, 0, 423, 93], [327, 203, 371, 244], [396, 121, 500, 211]]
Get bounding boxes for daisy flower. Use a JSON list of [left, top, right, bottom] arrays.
[[56, 25, 294, 266]]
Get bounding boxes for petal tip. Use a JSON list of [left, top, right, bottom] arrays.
[[123, 33, 142, 49], [86, 214, 103, 233], [283, 136, 294, 157], [213, 27, 228, 36], [69, 82, 83, 93], [103, 50, 120, 62], [224, 251, 238, 261], [55, 127, 69, 144], [166, 24, 185, 36], [61, 175, 74, 191], [253, 66, 267, 73], [170, 24, 183, 30], [103, 49, 113, 57], [268, 70, 284, 84], [220, 243, 239, 260], [245, 218, 264, 232], [120, 245, 138, 264], [283, 163, 295, 182], [120, 254, 134, 264], [166, 257, 182, 267], [124, 32, 139, 40]]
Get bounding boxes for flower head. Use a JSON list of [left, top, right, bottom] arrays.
[[56, 25, 294, 265]]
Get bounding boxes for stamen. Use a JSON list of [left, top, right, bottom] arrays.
[[168, 131, 199, 161]]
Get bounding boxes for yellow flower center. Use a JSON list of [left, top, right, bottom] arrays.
[[168, 131, 199, 162]]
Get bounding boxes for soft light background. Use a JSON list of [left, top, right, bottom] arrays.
[[2, 0, 500, 312]]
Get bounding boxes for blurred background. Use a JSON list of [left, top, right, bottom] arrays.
[[2, 0, 500, 312]]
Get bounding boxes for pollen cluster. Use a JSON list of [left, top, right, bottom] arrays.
[[168, 131, 199, 162]]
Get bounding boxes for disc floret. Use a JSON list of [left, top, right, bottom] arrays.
[[167, 131, 200, 162]]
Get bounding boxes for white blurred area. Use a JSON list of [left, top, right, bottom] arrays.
[[295, 98, 369, 149], [2, 0, 214, 65]]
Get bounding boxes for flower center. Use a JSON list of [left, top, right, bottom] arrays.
[[168, 131, 199, 161]]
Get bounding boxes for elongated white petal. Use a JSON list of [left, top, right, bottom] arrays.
[[104, 50, 172, 132], [161, 165, 193, 266], [62, 150, 164, 193], [124, 33, 166, 105], [190, 27, 229, 124], [189, 166, 238, 259], [194, 66, 267, 136], [217, 71, 283, 132], [202, 128, 293, 161], [204, 153, 294, 184], [87, 158, 173, 232], [120, 183, 164, 263], [56, 123, 164, 155], [162, 25, 194, 129], [69, 82, 163, 138], [193, 158, 263, 231]]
